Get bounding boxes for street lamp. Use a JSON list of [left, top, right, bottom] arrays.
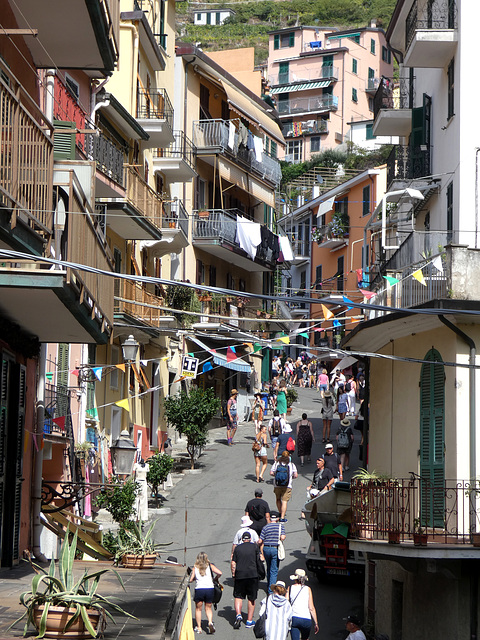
[[121, 334, 139, 362], [110, 428, 137, 476]]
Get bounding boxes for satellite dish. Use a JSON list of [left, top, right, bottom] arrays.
[[316, 175, 324, 184]]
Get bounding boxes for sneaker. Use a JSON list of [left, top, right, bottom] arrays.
[[208, 623, 215, 634], [279, 518, 288, 523], [194, 627, 202, 634], [234, 616, 242, 629], [246, 621, 255, 628]]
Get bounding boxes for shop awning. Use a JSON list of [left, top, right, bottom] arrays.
[[188, 335, 252, 373], [271, 80, 331, 95], [221, 80, 285, 145]]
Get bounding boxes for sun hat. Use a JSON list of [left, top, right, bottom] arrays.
[[241, 515, 253, 527], [323, 390, 332, 397], [231, 388, 238, 395], [340, 418, 351, 427], [289, 568, 308, 581]]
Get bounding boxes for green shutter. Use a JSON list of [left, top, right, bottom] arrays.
[[53, 120, 76, 160], [352, 58, 357, 74], [11, 364, 25, 562], [289, 32, 295, 47], [279, 61, 289, 84], [274, 34, 279, 50]]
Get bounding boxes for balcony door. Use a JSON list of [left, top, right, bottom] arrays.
[[420, 348, 445, 527]]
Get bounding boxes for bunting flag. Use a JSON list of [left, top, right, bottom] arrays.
[[313, 328, 323, 332], [383, 276, 400, 286], [254, 343, 262, 353], [432, 255, 444, 273], [230, 346, 236, 353], [227, 347, 237, 362], [321, 304, 334, 320], [71, 369, 79, 377], [161, 356, 169, 361], [52, 416, 66, 429], [92, 367, 103, 381], [245, 343, 254, 351], [299, 332, 309, 339], [350, 317, 362, 324], [202, 362, 213, 373], [333, 319, 341, 328], [360, 288, 375, 300], [86, 408, 98, 418], [116, 363, 126, 372], [343, 296, 355, 305], [188, 352, 194, 357], [46, 372, 54, 381], [277, 336, 290, 344], [412, 269, 426, 286], [173, 375, 187, 383], [115, 398, 130, 411], [355, 268, 363, 283], [140, 359, 148, 367]]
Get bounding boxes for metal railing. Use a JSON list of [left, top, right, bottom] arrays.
[[192, 119, 282, 186], [153, 130, 196, 171], [373, 76, 414, 120], [44, 383, 74, 438], [114, 279, 166, 327], [269, 66, 339, 85], [386, 144, 430, 186], [366, 77, 382, 93], [288, 237, 310, 258], [0, 57, 54, 236], [406, 0, 457, 51], [163, 198, 189, 238], [84, 129, 124, 185], [136, 87, 173, 124], [125, 166, 163, 230], [283, 120, 328, 137], [277, 94, 338, 115], [351, 476, 480, 544]]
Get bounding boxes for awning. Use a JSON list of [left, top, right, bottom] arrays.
[[271, 80, 331, 95], [188, 336, 252, 373], [249, 175, 275, 207], [336, 355, 358, 370], [221, 80, 284, 146], [328, 32, 360, 41]]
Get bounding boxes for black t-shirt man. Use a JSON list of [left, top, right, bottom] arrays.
[[245, 497, 270, 535], [232, 540, 260, 579], [312, 466, 334, 491], [322, 449, 342, 478]]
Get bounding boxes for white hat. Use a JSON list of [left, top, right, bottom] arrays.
[[283, 424, 293, 433], [272, 580, 286, 588], [241, 515, 253, 527], [290, 568, 308, 581]]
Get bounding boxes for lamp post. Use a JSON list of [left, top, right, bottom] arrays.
[[110, 429, 137, 476], [121, 334, 139, 363]]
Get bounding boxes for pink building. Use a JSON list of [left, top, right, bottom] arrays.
[[267, 25, 394, 161]]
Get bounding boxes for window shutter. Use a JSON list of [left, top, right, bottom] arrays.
[[53, 120, 76, 160], [289, 32, 295, 47], [274, 34, 279, 50], [11, 364, 26, 562]]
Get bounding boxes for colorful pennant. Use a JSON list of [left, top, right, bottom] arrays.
[[321, 304, 334, 320], [116, 363, 126, 372], [203, 362, 213, 373], [92, 367, 103, 381], [52, 416, 66, 429], [383, 276, 400, 286], [360, 288, 376, 300], [299, 332, 309, 339], [412, 269, 426, 286], [277, 336, 290, 344], [227, 347, 237, 362], [46, 372, 53, 381], [432, 255, 443, 273], [115, 398, 130, 411]]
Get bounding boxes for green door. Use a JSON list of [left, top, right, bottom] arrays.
[[279, 62, 289, 85], [420, 348, 445, 527]]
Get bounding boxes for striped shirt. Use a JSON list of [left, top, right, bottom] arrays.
[[260, 522, 285, 546]]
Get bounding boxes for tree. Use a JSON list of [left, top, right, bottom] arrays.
[[146, 452, 174, 507], [163, 388, 221, 469], [94, 476, 139, 524]]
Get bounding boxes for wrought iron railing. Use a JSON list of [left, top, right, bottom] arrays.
[[373, 76, 414, 120], [406, 0, 457, 51], [136, 87, 173, 124], [351, 476, 480, 543], [163, 197, 189, 238], [44, 383, 74, 438], [386, 143, 430, 186], [283, 119, 328, 137], [84, 129, 124, 185], [153, 130, 196, 171], [277, 94, 338, 115]]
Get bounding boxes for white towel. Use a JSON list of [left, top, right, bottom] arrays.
[[228, 121, 236, 150], [279, 235, 295, 262], [253, 135, 264, 162], [236, 216, 262, 260]]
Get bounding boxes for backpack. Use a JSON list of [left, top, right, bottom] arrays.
[[274, 462, 290, 486], [345, 382, 351, 392], [286, 437, 295, 452], [338, 428, 350, 449], [271, 418, 282, 437]]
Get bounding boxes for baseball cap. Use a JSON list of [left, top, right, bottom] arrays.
[[241, 531, 252, 541], [325, 443, 333, 449], [346, 615, 361, 626]]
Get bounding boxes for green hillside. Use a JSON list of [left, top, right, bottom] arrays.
[[176, 0, 397, 64]]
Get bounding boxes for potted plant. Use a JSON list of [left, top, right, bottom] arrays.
[[285, 387, 298, 414], [413, 518, 428, 546], [351, 469, 392, 540], [9, 528, 135, 638], [107, 520, 171, 569]]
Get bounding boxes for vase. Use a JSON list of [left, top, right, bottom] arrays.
[[413, 533, 428, 546], [33, 605, 102, 638], [122, 553, 157, 569]]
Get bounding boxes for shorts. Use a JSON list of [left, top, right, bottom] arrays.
[[194, 588, 215, 603], [233, 578, 259, 601], [274, 486, 292, 502]]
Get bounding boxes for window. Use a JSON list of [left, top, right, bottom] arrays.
[[335, 197, 348, 216], [274, 32, 295, 49], [271, 141, 278, 158], [206, 12, 211, 24], [366, 123, 376, 140], [315, 265, 323, 291], [447, 58, 454, 120], [196, 13, 201, 20], [216, 12, 221, 24], [382, 46, 391, 63], [287, 140, 302, 163], [362, 184, 371, 216], [279, 61, 289, 84], [65, 74, 79, 101], [352, 58, 358, 74], [209, 265, 216, 287], [368, 97, 374, 112], [352, 88, 358, 103], [368, 67, 375, 91], [446, 182, 453, 242], [299, 270, 306, 297], [311, 136, 321, 152], [337, 256, 344, 293], [370, 38, 376, 54]]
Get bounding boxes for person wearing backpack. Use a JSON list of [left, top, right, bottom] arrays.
[[270, 451, 298, 522], [322, 443, 343, 481], [269, 410, 287, 451], [336, 418, 354, 472]]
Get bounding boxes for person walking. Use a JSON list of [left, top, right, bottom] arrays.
[[269, 410, 286, 452], [252, 393, 264, 435], [271, 451, 298, 522], [227, 389, 239, 446], [258, 581, 293, 640], [258, 512, 286, 593], [336, 384, 348, 420], [231, 531, 262, 629], [336, 418, 354, 472], [276, 380, 288, 420], [346, 375, 357, 416], [253, 424, 269, 482], [295, 413, 315, 466], [245, 488, 271, 536], [321, 391, 335, 443], [317, 368, 329, 397], [189, 552, 222, 634], [231, 515, 259, 558], [322, 443, 343, 481], [287, 569, 319, 640]]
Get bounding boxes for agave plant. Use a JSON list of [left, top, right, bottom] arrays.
[[9, 527, 136, 638], [107, 519, 171, 565]]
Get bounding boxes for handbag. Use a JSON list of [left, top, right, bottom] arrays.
[[277, 523, 286, 561], [253, 596, 269, 639], [252, 441, 262, 452], [256, 549, 266, 581], [211, 567, 223, 609]]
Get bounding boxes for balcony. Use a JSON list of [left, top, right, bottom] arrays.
[[136, 88, 174, 147], [269, 66, 338, 85], [10, 0, 119, 73], [404, 0, 457, 68], [141, 199, 189, 258], [283, 120, 328, 138], [350, 476, 480, 559], [0, 59, 53, 253], [277, 94, 338, 117], [152, 131, 197, 181], [114, 279, 174, 330], [373, 76, 413, 137], [44, 384, 74, 442], [85, 129, 124, 190], [386, 144, 430, 187], [192, 120, 282, 186], [121, 9, 166, 71], [313, 219, 349, 250], [192, 209, 281, 272], [365, 76, 383, 94], [287, 236, 310, 263], [98, 166, 163, 240]]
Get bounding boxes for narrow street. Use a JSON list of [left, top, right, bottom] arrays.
[[153, 386, 364, 639]]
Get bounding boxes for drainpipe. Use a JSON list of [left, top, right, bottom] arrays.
[[45, 69, 55, 125], [32, 343, 48, 562], [438, 315, 476, 525]]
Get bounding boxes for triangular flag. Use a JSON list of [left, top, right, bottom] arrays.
[[351, 318, 361, 324], [432, 255, 444, 273], [343, 296, 355, 305], [321, 304, 334, 320], [52, 416, 66, 429], [412, 268, 426, 286], [230, 346, 236, 353], [71, 369, 79, 377], [299, 332, 309, 339], [333, 319, 341, 328], [92, 367, 103, 381], [173, 375, 186, 383], [383, 276, 400, 286], [161, 356, 169, 361], [227, 347, 237, 362], [46, 372, 53, 381], [355, 268, 363, 283], [254, 343, 262, 353], [314, 328, 323, 332], [115, 398, 130, 411], [116, 363, 126, 372], [86, 408, 98, 418], [188, 352, 194, 357], [277, 336, 290, 344], [140, 359, 148, 367], [245, 343, 253, 351], [203, 362, 213, 373], [360, 289, 375, 300]]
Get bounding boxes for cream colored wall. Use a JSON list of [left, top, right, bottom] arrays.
[[207, 48, 262, 95]]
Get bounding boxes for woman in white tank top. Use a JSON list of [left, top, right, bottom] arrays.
[[189, 552, 222, 634], [287, 569, 319, 640]]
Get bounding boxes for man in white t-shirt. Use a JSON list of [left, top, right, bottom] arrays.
[[231, 515, 259, 558], [345, 615, 366, 640]]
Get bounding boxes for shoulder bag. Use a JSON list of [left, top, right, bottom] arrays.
[[256, 548, 266, 581], [210, 567, 223, 609], [253, 596, 269, 639], [277, 523, 286, 561]]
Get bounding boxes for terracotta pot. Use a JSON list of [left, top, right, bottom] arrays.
[[472, 533, 480, 547], [388, 530, 400, 544], [33, 605, 102, 638], [122, 553, 157, 569], [413, 533, 428, 546], [356, 524, 373, 540], [286, 407, 293, 415]]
